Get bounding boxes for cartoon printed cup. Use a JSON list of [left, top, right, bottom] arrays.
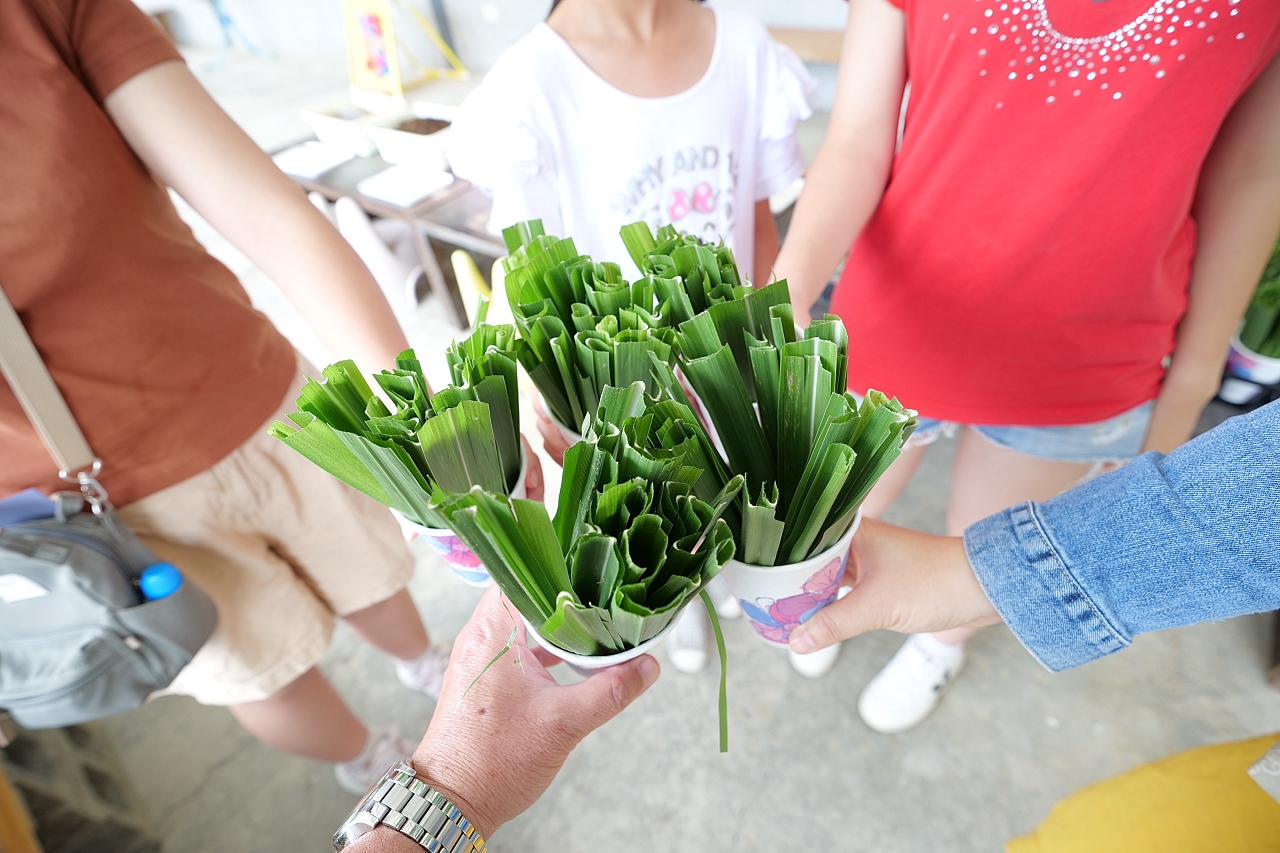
[[391, 448, 530, 588], [1226, 334, 1280, 386], [721, 510, 863, 647]]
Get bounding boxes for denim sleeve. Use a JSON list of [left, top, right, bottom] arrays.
[[963, 400, 1280, 672]]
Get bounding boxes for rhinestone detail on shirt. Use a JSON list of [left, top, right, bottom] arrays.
[[969, 0, 1248, 103]]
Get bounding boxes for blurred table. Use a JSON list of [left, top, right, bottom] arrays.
[[286, 152, 504, 330]]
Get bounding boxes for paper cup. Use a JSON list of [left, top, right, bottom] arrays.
[[393, 448, 530, 588], [520, 612, 677, 673], [1226, 334, 1280, 387], [721, 510, 863, 647]]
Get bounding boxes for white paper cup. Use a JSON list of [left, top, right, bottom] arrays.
[[520, 612, 677, 673], [721, 509, 863, 647], [393, 448, 530, 588], [1226, 334, 1280, 386]]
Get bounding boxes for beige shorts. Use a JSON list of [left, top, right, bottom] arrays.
[[118, 358, 414, 706]]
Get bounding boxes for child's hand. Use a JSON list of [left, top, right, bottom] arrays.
[[519, 435, 545, 501], [532, 393, 570, 467]]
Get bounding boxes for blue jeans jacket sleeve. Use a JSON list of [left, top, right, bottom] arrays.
[[962, 400, 1280, 672]]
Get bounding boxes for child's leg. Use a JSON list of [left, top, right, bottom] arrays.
[[343, 588, 430, 661], [230, 668, 421, 795], [229, 667, 366, 761], [931, 426, 1092, 645]]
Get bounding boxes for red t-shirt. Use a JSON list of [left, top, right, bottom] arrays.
[[832, 0, 1280, 425]]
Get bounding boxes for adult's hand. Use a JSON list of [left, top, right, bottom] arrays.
[[353, 586, 659, 850], [788, 518, 1002, 654]]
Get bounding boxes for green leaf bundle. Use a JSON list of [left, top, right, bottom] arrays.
[[500, 219, 747, 436], [434, 382, 743, 658], [1240, 239, 1280, 357], [664, 286, 917, 566], [501, 219, 917, 567], [268, 314, 525, 528]]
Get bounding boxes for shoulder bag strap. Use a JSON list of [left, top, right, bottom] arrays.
[[0, 284, 97, 477]]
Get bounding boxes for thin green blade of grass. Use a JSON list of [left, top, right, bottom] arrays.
[[700, 589, 729, 753]]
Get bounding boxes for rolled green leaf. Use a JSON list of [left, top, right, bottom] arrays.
[[741, 483, 784, 566], [438, 391, 742, 665]]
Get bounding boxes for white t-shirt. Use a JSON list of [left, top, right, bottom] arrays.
[[446, 5, 814, 282]]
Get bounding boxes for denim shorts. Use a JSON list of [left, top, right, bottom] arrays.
[[909, 400, 1155, 463]]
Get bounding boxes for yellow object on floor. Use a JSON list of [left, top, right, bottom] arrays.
[[451, 249, 491, 299], [0, 759, 42, 853], [1007, 733, 1280, 853]]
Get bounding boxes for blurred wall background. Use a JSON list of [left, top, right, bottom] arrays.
[[136, 0, 847, 107]]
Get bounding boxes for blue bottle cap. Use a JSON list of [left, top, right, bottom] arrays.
[[139, 562, 183, 601]]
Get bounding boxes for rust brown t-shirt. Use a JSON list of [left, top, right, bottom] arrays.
[[0, 0, 295, 505]]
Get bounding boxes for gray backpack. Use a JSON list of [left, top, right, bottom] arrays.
[[0, 287, 217, 728]]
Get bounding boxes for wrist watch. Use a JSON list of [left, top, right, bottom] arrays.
[[334, 760, 487, 852]]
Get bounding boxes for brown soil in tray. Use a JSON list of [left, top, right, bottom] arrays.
[[396, 118, 451, 135]]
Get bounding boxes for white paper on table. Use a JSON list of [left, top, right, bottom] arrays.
[[271, 141, 354, 179], [356, 165, 455, 208]]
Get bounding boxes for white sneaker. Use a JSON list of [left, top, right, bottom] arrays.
[[334, 725, 416, 795], [706, 576, 742, 620], [395, 644, 451, 700], [666, 604, 710, 674], [788, 644, 841, 679], [857, 634, 967, 733]]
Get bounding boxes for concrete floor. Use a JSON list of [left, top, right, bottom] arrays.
[[87, 48, 1280, 853]]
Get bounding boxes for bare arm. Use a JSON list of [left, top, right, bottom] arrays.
[[1143, 52, 1280, 453], [104, 60, 410, 374], [771, 0, 906, 318], [753, 198, 780, 284]]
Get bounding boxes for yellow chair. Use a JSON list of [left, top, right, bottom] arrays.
[[1008, 733, 1280, 853]]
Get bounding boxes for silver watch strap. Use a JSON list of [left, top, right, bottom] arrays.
[[364, 765, 486, 853]]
